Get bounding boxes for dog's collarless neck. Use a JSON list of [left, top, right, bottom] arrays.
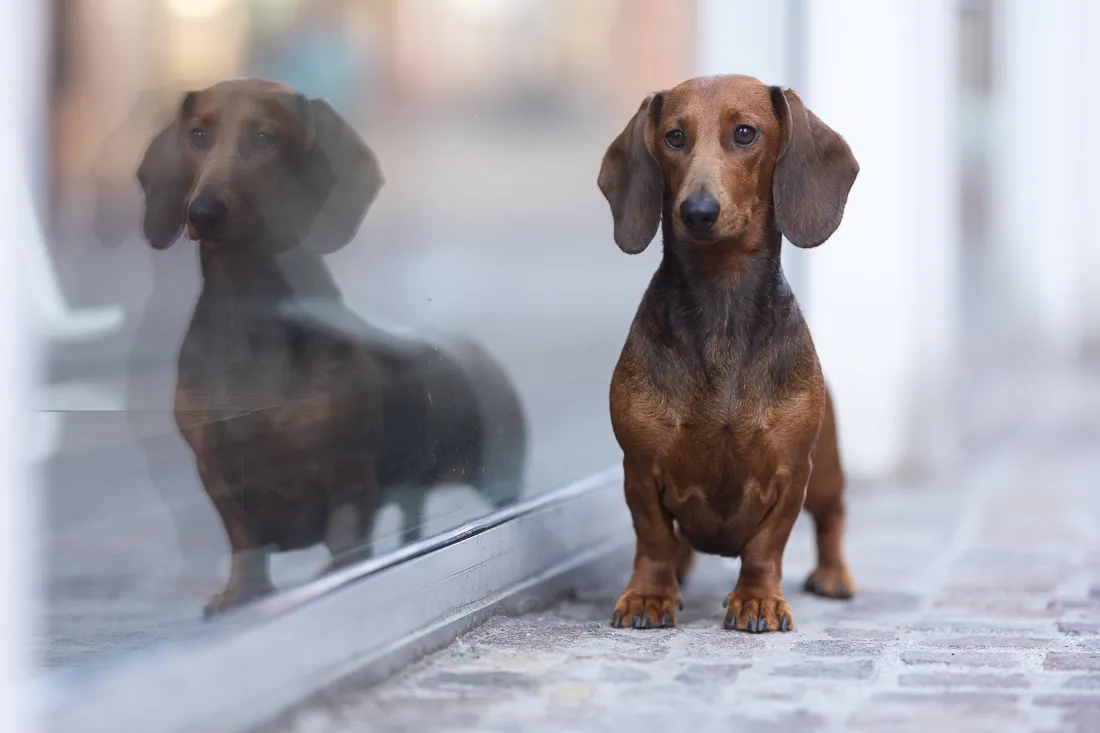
[[197, 243, 294, 304], [654, 228, 797, 363]]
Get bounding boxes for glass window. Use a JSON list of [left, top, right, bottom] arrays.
[[41, 0, 696, 669]]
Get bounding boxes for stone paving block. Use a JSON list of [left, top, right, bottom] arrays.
[[924, 635, 1053, 650], [771, 659, 876, 680], [1064, 676, 1100, 690], [907, 621, 1050, 635], [1036, 710, 1100, 733], [851, 692, 1028, 733], [1045, 653, 1100, 672], [897, 672, 1030, 689], [672, 662, 750, 684], [824, 626, 900, 642], [791, 639, 884, 657], [899, 650, 1022, 668], [1059, 622, 1100, 636], [1033, 693, 1100, 710]]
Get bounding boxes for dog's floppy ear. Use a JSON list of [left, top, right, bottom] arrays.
[[598, 91, 665, 254], [136, 91, 195, 250], [770, 87, 859, 249], [297, 98, 384, 254]]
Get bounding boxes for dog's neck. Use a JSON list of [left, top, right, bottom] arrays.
[[655, 216, 798, 366], [196, 241, 295, 307]]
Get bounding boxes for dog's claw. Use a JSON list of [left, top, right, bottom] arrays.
[[723, 596, 794, 634], [679, 599, 684, 611], [611, 592, 678, 631], [722, 596, 729, 608]]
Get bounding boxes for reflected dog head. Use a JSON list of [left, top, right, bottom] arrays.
[[136, 78, 383, 254]]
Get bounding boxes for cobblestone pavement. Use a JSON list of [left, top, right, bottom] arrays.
[[285, 356, 1100, 733]]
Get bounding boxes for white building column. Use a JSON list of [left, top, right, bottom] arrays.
[[796, 0, 961, 479], [0, 0, 43, 728], [990, 0, 1091, 357], [1082, 0, 1100, 355]]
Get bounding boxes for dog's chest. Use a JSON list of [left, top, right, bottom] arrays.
[[615, 369, 783, 556], [174, 305, 357, 449], [663, 407, 780, 555]]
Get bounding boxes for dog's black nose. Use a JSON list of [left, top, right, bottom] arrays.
[[187, 195, 228, 237], [680, 194, 720, 232]]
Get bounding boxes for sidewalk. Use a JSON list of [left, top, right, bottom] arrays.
[[283, 354, 1100, 733]]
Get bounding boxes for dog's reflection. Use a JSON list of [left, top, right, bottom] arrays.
[[133, 78, 527, 619]]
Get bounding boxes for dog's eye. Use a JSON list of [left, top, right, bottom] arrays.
[[733, 125, 758, 146], [663, 129, 686, 151], [251, 131, 276, 151], [188, 128, 210, 150]]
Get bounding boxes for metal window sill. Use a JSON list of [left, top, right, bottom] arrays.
[[44, 466, 630, 733]]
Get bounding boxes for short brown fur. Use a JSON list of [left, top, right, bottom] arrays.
[[598, 75, 859, 633]]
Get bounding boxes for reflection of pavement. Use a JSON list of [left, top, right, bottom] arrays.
[[286, 356, 1100, 733], [40, 207, 662, 668]]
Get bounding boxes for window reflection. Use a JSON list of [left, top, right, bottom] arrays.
[[43, 0, 694, 667]]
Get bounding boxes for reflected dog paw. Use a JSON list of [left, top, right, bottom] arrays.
[[202, 581, 275, 621]]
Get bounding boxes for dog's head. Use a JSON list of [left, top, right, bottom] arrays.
[[136, 78, 383, 254], [598, 74, 858, 254]]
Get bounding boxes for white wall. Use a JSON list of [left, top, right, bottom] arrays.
[[697, 0, 961, 479], [989, 0, 1090, 358]]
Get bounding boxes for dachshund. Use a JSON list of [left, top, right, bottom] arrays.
[[598, 74, 859, 633], [135, 78, 527, 619]]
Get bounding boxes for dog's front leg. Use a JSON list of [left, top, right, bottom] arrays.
[[198, 462, 276, 620], [723, 463, 809, 633], [611, 463, 683, 629]]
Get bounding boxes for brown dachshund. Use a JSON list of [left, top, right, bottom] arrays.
[[598, 74, 859, 633], [136, 78, 527, 619]]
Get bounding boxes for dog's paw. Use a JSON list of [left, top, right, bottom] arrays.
[[610, 590, 682, 629], [722, 594, 793, 633], [203, 583, 274, 621], [804, 564, 856, 600]]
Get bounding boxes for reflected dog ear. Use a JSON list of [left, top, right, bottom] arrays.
[[92, 91, 162, 249], [294, 98, 384, 254], [597, 91, 666, 255], [135, 91, 197, 250], [769, 87, 859, 249]]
